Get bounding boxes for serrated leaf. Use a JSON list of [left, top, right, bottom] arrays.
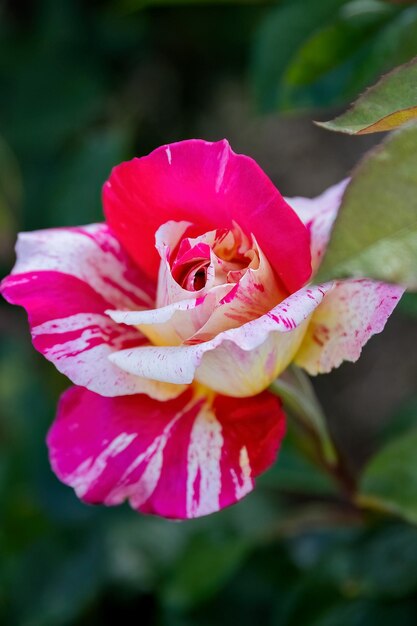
[[316, 121, 417, 288], [317, 56, 417, 134], [358, 428, 417, 525]]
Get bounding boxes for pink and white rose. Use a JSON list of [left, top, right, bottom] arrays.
[[1, 139, 403, 519]]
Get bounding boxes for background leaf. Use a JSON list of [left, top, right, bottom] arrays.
[[316, 121, 417, 288], [250, 0, 348, 111], [284, 1, 392, 88], [160, 534, 249, 610], [251, 0, 417, 112], [317, 56, 417, 134], [358, 427, 417, 524]]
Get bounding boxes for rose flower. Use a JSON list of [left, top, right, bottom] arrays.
[[1, 140, 403, 519]]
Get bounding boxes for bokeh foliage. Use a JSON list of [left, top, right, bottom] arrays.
[[251, 0, 417, 112], [1, 1, 417, 624]]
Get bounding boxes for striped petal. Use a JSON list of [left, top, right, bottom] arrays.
[[109, 284, 330, 397], [295, 279, 404, 374], [1, 224, 182, 399], [48, 385, 286, 519]]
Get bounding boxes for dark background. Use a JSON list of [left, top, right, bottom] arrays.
[[1, 1, 417, 624]]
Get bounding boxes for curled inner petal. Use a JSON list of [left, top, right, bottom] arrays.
[[169, 226, 257, 295], [109, 220, 288, 348]]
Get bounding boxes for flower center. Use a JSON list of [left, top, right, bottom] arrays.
[[170, 226, 257, 294], [182, 261, 210, 291]]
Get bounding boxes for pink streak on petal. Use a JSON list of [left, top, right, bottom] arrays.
[[10, 223, 155, 308], [1, 225, 182, 399], [48, 385, 285, 519], [108, 284, 330, 396], [295, 279, 404, 374]]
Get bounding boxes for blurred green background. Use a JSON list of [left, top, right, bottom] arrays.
[[1, 1, 417, 624]]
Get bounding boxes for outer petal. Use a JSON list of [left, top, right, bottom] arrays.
[[1, 224, 182, 399], [103, 139, 311, 293], [109, 284, 330, 397], [294, 279, 404, 374], [47, 385, 286, 519], [285, 179, 349, 274]]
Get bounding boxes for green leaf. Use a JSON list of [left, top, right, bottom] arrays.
[[260, 438, 337, 497], [316, 121, 417, 288], [252, 0, 417, 113], [8, 535, 105, 626], [339, 5, 417, 102], [250, 0, 347, 111], [358, 427, 417, 524], [317, 56, 417, 134], [284, 1, 393, 88], [250, 0, 417, 112], [350, 524, 417, 598], [380, 396, 417, 443], [161, 534, 249, 610], [399, 292, 417, 317], [310, 599, 417, 626]]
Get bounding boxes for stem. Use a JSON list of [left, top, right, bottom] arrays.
[[270, 368, 337, 466], [270, 367, 356, 500]]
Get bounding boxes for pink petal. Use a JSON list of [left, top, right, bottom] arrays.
[[285, 179, 349, 274], [48, 385, 286, 519], [8, 223, 155, 308], [103, 139, 311, 293], [1, 224, 182, 399], [295, 279, 404, 374], [109, 284, 330, 396]]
